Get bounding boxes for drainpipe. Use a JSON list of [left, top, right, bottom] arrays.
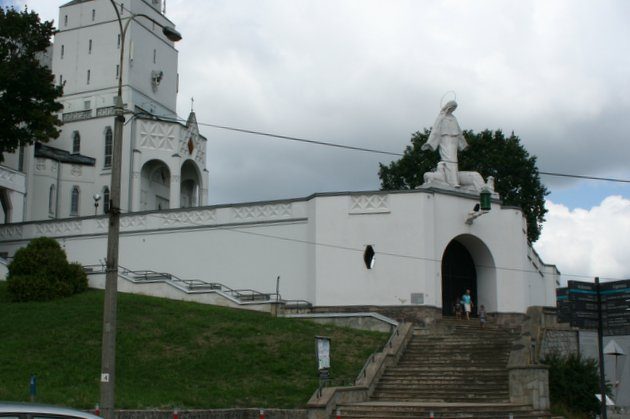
[[55, 160, 61, 218]]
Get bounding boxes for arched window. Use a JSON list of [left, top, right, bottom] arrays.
[[48, 185, 56, 217], [72, 131, 81, 154], [104, 127, 113, 168], [70, 186, 80, 216], [103, 186, 110, 213]]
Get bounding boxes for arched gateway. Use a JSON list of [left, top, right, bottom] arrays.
[[441, 234, 497, 316]]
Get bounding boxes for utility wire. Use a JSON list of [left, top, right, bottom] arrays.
[[143, 112, 630, 185], [143, 211, 623, 282]]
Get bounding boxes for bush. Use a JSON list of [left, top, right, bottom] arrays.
[[66, 262, 88, 294], [543, 352, 601, 417], [6, 237, 87, 302]]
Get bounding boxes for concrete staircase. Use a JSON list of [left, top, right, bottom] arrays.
[[335, 318, 551, 418]]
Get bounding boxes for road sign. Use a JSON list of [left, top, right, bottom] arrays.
[[556, 288, 570, 323], [559, 279, 630, 335], [568, 281, 600, 329]]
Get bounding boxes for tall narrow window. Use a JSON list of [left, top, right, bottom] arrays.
[[48, 185, 56, 216], [104, 127, 113, 168], [64, 15, 68, 26], [363, 245, 376, 269], [70, 186, 80, 216], [87, 69, 91, 85], [117, 34, 121, 49], [72, 131, 81, 154], [120, 3, 124, 14], [115, 64, 119, 79], [91, 9, 95, 21], [153, 49, 156, 64], [61, 45, 64, 59], [88, 39, 92, 54], [59, 74, 63, 85], [103, 187, 110, 213]]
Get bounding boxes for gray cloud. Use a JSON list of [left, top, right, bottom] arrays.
[[19, 0, 630, 206]]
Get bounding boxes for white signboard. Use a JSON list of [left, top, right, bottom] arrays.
[[316, 336, 330, 371]]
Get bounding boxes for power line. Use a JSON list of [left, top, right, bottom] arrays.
[[145, 112, 630, 185], [144, 211, 624, 283], [539, 171, 630, 184]]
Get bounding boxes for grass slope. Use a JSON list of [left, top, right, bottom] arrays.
[[0, 283, 387, 409]]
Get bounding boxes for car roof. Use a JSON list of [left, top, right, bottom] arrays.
[[0, 402, 100, 418]]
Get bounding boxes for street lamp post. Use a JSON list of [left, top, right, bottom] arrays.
[[100, 3, 181, 419], [93, 193, 101, 215]]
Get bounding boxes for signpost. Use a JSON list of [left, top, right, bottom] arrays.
[[315, 336, 331, 397], [556, 287, 570, 323], [601, 279, 630, 336], [555, 278, 630, 419], [561, 279, 630, 335], [557, 278, 630, 419]]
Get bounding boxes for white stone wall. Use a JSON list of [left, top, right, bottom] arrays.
[[0, 189, 559, 312]]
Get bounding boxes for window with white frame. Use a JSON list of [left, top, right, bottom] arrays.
[[70, 186, 80, 216], [72, 131, 80, 154], [104, 127, 112, 168], [103, 186, 110, 213]]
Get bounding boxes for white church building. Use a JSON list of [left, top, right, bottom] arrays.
[[0, 0, 559, 317], [0, 0, 207, 224]]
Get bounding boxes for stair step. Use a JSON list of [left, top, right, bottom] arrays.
[[336, 320, 549, 418]]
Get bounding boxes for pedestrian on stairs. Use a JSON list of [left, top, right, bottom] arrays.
[[479, 304, 487, 328], [453, 298, 463, 319], [462, 289, 473, 320]]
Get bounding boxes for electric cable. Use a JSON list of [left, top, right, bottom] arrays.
[[141, 211, 624, 283], [140, 111, 630, 184]]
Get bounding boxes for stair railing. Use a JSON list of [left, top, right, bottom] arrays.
[[355, 323, 401, 384], [83, 264, 311, 307]]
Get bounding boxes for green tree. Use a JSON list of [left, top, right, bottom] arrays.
[[379, 129, 548, 242], [0, 6, 63, 162]]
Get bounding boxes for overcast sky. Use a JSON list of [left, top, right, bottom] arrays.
[[7, 0, 630, 282]]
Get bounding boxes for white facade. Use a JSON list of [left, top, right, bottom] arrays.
[[0, 0, 559, 315], [0, 0, 208, 223], [0, 188, 559, 313]]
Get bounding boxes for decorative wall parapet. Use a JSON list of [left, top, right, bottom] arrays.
[[36, 221, 82, 236], [0, 225, 23, 240], [0, 200, 307, 243], [232, 203, 293, 221], [349, 194, 389, 214]]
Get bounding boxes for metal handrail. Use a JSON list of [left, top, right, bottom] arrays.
[[83, 264, 304, 306], [355, 323, 401, 384]]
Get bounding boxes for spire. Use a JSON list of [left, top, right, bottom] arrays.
[[186, 110, 197, 130]]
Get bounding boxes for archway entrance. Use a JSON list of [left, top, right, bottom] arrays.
[[441, 240, 477, 316], [140, 160, 170, 211], [180, 160, 201, 208]]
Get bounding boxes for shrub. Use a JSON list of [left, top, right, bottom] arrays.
[[7, 237, 87, 302], [543, 352, 601, 417], [66, 262, 88, 294]]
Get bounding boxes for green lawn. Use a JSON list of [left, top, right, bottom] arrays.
[[0, 282, 387, 409]]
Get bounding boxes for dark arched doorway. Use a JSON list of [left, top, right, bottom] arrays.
[[441, 240, 477, 316]]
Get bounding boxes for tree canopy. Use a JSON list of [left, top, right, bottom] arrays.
[[0, 6, 63, 162], [378, 129, 548, 242]]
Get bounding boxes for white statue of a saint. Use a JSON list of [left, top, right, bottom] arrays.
[[421, 100, 467, 187]]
